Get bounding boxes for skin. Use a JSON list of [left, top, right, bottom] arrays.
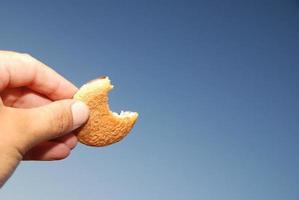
[[0, 51, 89, 187]]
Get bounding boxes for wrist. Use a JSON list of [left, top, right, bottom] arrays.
[[0, 144, 22, 187]]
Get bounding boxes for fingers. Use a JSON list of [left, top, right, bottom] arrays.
[[53, 134, 78, 149], [12, 99, 89, 154], [0, 87, 52, 108], [0, 88, 79, 150], [0, 51, 78, 100], [23, 134, 78, 160], [23, 141, 71, 161]]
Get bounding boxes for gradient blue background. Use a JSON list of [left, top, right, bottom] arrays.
[[1, 0, 299, 199]]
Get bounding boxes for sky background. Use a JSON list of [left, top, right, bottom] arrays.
[[0, 0, 299, 199]]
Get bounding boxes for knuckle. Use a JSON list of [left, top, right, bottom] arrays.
[[0, 51, 33, 60], [20, 52, 34, 60], [2, 51, 31, 59], [47, 107, 72, 136], [0, 50, 18, 55]]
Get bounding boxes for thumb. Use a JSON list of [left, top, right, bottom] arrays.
[[17, 100, 89, 150]]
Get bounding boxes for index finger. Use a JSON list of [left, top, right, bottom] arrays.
[[0, 51, 78, 100]]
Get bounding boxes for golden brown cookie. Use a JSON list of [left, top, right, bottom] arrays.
[[73, 76, 138, 147]]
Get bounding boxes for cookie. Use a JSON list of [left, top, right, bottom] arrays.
[[73, 76, 138, 147]]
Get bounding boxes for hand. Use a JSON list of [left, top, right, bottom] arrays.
[[0, 51, 89, 187]]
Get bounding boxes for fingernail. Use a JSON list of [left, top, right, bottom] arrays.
[[71, 101, 90, 130]]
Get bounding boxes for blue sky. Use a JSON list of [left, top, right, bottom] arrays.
[[0, 1, 299, 199]]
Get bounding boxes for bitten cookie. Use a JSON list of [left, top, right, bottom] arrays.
[[73, 76, 138, 147]]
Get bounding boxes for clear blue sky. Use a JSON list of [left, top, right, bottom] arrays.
[[1, 0, 299, 199]]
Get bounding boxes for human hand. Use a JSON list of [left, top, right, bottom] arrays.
[[0, 51, 89, 187]]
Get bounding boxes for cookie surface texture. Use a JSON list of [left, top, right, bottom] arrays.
[[73, 77, 138, 147]]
